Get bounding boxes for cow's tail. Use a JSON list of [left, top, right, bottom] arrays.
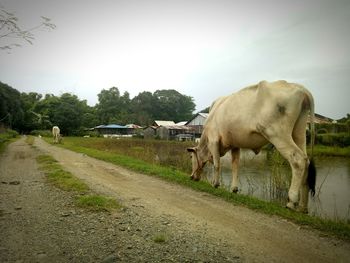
[[304, 88, 316, 196]]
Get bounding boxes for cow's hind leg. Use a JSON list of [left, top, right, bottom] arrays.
[[292, 111, 309, 213], [267, 136, 308, 210], [230, 148, 240, 193]]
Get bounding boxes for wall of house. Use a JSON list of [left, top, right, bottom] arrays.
[[143, 127, 156, 139], [187, 115, 206, 126]]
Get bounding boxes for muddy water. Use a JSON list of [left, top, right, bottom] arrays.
[[203, 150, 350, 220]]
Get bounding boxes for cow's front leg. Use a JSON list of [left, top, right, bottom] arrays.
[[230, 148, 240, 193], [210, 143, 221, 188], [212, 155, 221, 188]]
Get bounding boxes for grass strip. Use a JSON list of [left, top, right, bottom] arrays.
[[25, 135, 35, 146], [0, 136, 19, 155], [76, 195, 121, 212], [37, 155, 89, 193], [311, 145, 350, 157], [36, 154, 121, 212], [48, 137, 350, 240]]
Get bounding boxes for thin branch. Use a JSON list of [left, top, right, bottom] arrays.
[[0, 8, 56, 51]]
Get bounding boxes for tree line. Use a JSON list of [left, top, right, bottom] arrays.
[[0, 81, 196, 135]]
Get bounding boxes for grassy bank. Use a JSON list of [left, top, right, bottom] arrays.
[[45, 136, 350, 241], [311, 145, 350, 157]]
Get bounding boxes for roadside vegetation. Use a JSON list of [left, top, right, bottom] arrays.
[[25, 135, 35, 146], [0, 129, 19, 154], [311, 145, 350, 157], [36, 153, 121, 212], [43, 136, 350, 241]]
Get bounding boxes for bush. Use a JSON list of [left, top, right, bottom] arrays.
[[84, 131, 101, 137], [5, 129, 19, 138], [0, 129, 19, 141], [0, 129, 19, 149], [30, 130, 52, 137], [316, 123, 350, 133], [316, 128, 328, 134], [316, 133, 350, 147]]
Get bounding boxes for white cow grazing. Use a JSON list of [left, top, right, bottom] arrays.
[[52, 126, 61, 144], [187, 80, 316, 212]]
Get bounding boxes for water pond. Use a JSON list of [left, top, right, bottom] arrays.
[[202, 150, 350, 221]]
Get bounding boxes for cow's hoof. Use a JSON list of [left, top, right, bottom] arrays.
[[231, 186, 239, 193], [297, 206, 308, 213], [190, 176, 200, 181], [212, 182, 220, 188], [286, 202, 296, 210]]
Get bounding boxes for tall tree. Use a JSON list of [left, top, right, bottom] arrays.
[[130, 91, 158, 125], [50, 93, 86, 135], [153, 89, 195, 122], [33, 94, 60, 130], [20, 92, 45, 132], [0, 81, 24, 130], [96, 87, 131, 124], [81, 105, 99, 129]]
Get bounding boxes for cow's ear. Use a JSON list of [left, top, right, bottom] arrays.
[[187, 147, 196, 153]]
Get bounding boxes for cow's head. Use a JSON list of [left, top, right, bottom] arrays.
[[187, 147, 205, 181]]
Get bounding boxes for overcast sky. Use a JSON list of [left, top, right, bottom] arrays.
[[1, 0, 349, 119]]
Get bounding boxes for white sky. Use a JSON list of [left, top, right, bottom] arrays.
[[1, 0, 349, 119]]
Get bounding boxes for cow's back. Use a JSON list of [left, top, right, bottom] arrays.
[[203, 80, 307, 150], [52, 126, 60, 135]]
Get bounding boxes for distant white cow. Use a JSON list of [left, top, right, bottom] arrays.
[[187, 80, 316, 213], [52, 126, 61, 144]]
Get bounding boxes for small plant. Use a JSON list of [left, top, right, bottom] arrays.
[[76, 195, 121, 212], [153, 233, 167, 243], [25, 135, 35, 145]]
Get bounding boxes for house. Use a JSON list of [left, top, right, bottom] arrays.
[[153, 120, 176, 127], [125, 124, 142, 129], [185, 112, 209, 138], [94, 124, 132, 137], [156, 125, 194, 141], [143, 126, 157, 139], [175, 121, 187, 126], [310, 113, 333, 124]]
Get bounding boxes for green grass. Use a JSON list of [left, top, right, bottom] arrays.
[[36, 154, 121, 212], [153, 233, 167, 243], [310, 145, 350, 157], [25, 135, 35, 146], [37, 154, 89, 193], [0, 139, 10, 154], [44, 137, 350, 240], [76, 195, 121, 212], [0, 130, 19, 154]]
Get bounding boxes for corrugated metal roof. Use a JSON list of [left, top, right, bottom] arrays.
[[185, 112, 209, 125], [198, 113, 209, 118], [125, 124, 142, 128], [95, 124, 128, 129], [176, 121, 187, 126], [154, 120, 176, 126], [160, 125, 194, 130]]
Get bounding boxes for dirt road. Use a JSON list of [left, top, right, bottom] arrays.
[[1, 137, 349, 262]]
